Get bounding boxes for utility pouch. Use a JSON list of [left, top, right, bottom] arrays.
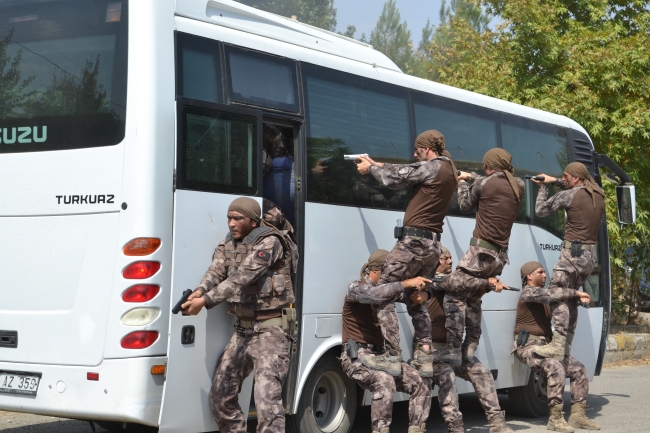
[[281, 307, 296, 332], [517, 330, 529, 346], [346, 338, 358, 360], [570, 240, 583, 257], [394, 226, 404, 239]]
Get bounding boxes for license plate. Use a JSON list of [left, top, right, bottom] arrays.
[[0, 371, 41, 395]]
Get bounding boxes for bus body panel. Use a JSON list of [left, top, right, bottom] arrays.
[[0, 357, 165, 426], [158, 189, 256, 433]]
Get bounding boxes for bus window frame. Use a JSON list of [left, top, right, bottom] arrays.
[[175, 97, 263, 197]]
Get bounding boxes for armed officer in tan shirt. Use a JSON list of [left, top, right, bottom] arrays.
[[514, 262, 599, 432], [181, 197, 298, 433], [355, 130, 458, 378], [531, 162, 605, 360]]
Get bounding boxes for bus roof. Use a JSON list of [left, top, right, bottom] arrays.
[[175, 0, 403, 72]]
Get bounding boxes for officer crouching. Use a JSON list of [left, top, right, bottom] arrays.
[[341, 249, 431, 433], [182, 197, 297, 433]]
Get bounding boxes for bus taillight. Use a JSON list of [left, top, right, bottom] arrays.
[[123, 238, 161, 256], [122, 284, 160, 302], [123, 262, 160, 279], [121, 331, 159, 349]]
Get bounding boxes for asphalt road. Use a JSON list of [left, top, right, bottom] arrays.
[[1, 363, 649, 432]]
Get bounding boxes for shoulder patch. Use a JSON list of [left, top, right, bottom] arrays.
[[255, 250, 271, 262], [398, 167, 410, 175]]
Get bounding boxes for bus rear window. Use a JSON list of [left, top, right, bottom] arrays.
[[0, 0, 128, 153]]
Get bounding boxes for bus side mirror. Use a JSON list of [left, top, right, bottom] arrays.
[[616, 184, 636, 224]]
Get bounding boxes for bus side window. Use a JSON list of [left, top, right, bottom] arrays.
[[176, 32, 221, 103]]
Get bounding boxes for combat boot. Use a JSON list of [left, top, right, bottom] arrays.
[[488, 411, 514, 433], [462, 341, 479, 363], [532, 330, 566, 361], [547, 405, 575, 432], [372, 428, 390, 433], [410, 343, 434, 377], [361, 350, 402, 376], [567, 401, 600, 430], [564, 333, 574, 357], [433, 334, 462, 366], [407, 423, 426, 433], [446, 417, 464, 432]]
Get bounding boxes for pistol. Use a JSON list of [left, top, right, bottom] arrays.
[[346, 338, 358, 360], [578, 301, 590, 309], [172, 289, 193, 315], [524, 175, 545, 181], [344, 153, 369, 161]]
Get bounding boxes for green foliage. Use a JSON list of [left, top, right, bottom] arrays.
[[341, 25, 357, 39], [234, 0, 337, 31], [0, 29, 34, 117], [369, 0, 413, 71], [416, 0, 650, 322]]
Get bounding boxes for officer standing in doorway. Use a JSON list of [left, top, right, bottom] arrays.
[[181, 197, 298, 433]]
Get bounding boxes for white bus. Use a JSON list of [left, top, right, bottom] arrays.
[[0, 1, 635, 432]]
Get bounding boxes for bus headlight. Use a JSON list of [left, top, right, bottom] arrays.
[[121, 307, 160, 326]]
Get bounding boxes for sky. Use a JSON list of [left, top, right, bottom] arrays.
[[335, 0, 446, 45]]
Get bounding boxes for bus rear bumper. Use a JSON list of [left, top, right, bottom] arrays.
[[0, 356, 165, 427]]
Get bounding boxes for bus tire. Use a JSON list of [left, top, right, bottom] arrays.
[[94, 421, 158, 433], [286, 351, 357, 433], [507, 370, 550, 418]]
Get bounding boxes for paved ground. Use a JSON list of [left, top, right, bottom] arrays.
[[1, 362, 649, 432]]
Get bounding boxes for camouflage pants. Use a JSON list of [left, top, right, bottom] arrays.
[[548, 249, 595, 336], [424, 354, 502, 423], [340, 347, 430, 431], [375, 235, 441, 351], [515, 340, 589, 407], [443, 245, 508, 346], [210, 325, 290, 433]]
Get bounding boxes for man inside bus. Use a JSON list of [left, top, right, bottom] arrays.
[[531, 162, 605, 360], [410, 246, 515, 433], [433, 148, 524, 365], [181, 197, 297, 433], [341, 249, 432, 433], [355, 130, 458, 378], [514, 261, 599, 431]]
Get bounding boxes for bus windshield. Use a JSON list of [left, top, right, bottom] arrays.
[[0, 0, 128, 153]]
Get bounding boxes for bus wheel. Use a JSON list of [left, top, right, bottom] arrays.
[[286, 352, 357, 433], [507, 370, 550, 418], [94, 421, 158, 433]]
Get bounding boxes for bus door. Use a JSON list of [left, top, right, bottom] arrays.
[[159, 98, 263, 433]]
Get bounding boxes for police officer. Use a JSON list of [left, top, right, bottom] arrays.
[[434, 148, 524, 364], [411, 247, 514, 433], [182, 197, 297, 433], [355, 130, 458, 377], [341, 249, 431, 433], [531, 162, 604, 359], [515, 262, 599, 432]]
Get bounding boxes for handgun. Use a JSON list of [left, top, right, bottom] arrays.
[[578, 301, 590, 309], [428, 277, 520, 292], [524, 175, 545, 181], [344, 153, 369, 161], [172, 289, 193, 315]]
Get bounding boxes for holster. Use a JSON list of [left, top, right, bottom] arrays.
[[394, 225, 404, 239], [281, 307, 297, 332], [516, 330, 529, 346], [570, 240, 584, 257], [346, 338, 358, 360]]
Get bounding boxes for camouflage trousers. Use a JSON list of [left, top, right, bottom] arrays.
[[549, 248, 595, 336], [443, 245, 508, 346], [210, 325, 290, 433], [514, 340, 589, 407], [340, 347, 430, 431], [424, 352, 502, 424], [375, 235, 441, 352]]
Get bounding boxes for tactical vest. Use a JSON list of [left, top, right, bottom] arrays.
[[224, 225, 297, 319]]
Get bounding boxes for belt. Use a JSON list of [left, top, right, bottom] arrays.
[[514, 334, 546, 343], [403, 227, 440, 241], [562, 241, 596, 251], [238, 317, 283, 329], [470, 237, 505, 252]]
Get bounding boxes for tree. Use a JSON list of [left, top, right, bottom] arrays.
[[234, 0, 337, 31], [341, 25, 356, 39], [370, 0, 413, 71], [0, 29, 34, 118], [421, 0, 650, 323]]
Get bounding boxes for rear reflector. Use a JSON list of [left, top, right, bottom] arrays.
[[123, 262, 160, 279], [121, 308, 160, 326], [121, 331, 159, 349], [87, 372, 99, 381], [123, 238, 161, 256], [122, 285, 160, 302], [151, 365, 165, 375]]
